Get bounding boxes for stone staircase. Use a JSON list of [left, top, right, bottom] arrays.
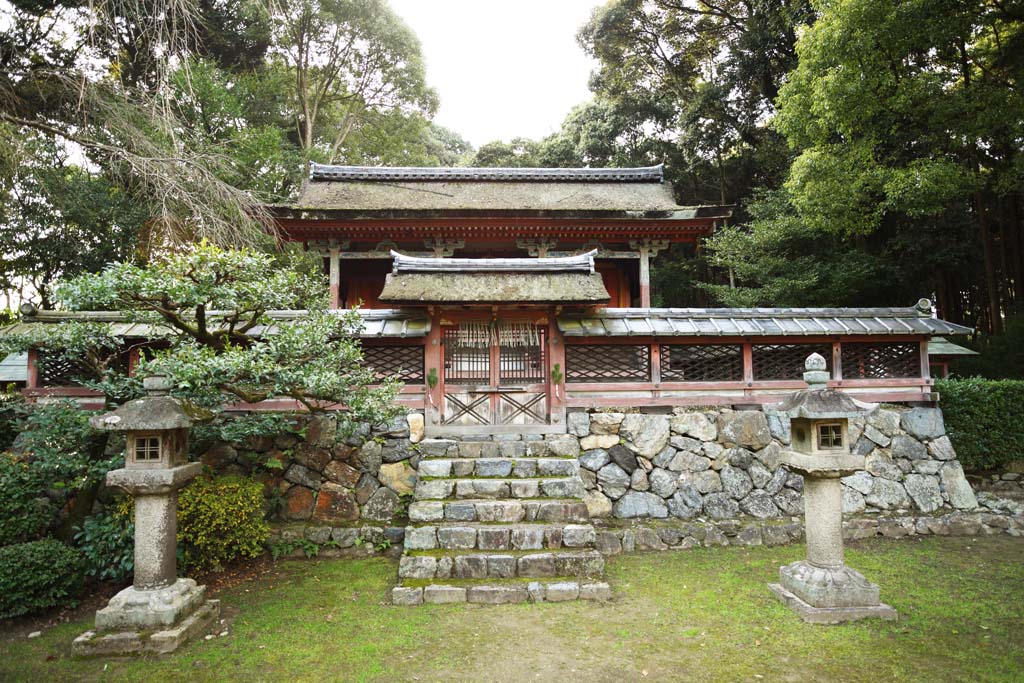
[[391, 436, 612, 605]]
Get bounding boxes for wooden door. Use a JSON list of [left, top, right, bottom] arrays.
[[441, 323, 548, 426]]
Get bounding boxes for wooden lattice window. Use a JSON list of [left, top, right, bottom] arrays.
[[661, 344, 743, 382], [752, 343, 832, 381], [841, 342, 920, 379], [363, 344, 425, 383], [499, 327, 546, 384], [443, 328, 489, 385], [816, 423, 844, 450], [133, 435, 161, 462], [566, 344, 650, 383]]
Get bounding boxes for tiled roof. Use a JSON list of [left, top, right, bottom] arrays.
[[0, 352, 27, 382], [0, 309, 431, 339], [557, 307, 973, 337], [309, 164, 665, 183]]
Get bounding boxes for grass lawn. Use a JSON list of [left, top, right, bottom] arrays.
[[1, 535, 1022, 683]]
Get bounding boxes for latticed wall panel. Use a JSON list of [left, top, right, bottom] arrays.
[[37, 351, 107, 387], [660, 344, 743, 382], [566, 344, 650, 383], [752, 343, 832, 380], [841, 342, 920, 379], [362, 344, 425, 383]]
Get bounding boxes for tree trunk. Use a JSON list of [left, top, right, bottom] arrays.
[[975, 189, 1003, 334]]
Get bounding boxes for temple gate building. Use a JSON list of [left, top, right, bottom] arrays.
[[264, 163, 970, 437]]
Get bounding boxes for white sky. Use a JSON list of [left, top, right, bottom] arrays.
[[388, 0, 605, 148]]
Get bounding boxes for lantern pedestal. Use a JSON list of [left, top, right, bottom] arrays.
[[765, 354, 898, 624], [74, 377, 219, 657]]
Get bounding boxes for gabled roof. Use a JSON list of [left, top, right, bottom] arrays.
[[309, 163, 665, 182], [379, 251, 610, 305], [283, 163, 722, 216], [927, 336, 979, 357], [0, 352, 27, 383], [557, 307, 973, 337], [391, 250, 595, 274]]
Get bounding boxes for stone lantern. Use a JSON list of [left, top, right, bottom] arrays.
[[765, 354, 897, 623], [73, 376, 219, 656]]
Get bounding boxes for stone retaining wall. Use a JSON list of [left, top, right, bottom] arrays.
[[567, 405, 981, 522], [204, 403, 990, 529], [199, 411, 425, 527]]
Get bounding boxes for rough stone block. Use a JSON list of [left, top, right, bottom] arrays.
[[398, 555, 436, 580], [562, 524, 596, 547], [517, 553, 557, 577], [391, 587, 423, 606], [580, 582, 613, 601], [478, 527, 511, 550], [452, 555, 488, 579], [423, 585, 467, 604], [403, 526, 437, 550], [487, 555, 517, 578], [545, 581, 580, 602], [437, 526, 477, 550], [466, 585, 528, 604], [511, 527, 545, 550]]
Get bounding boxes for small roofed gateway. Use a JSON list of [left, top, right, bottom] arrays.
[[11, 164, 971, 434]]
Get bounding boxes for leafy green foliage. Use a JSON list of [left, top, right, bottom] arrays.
[[936, 378, 1024, 471], [11, 401, 115, 491], [73, 507, 134, 583], [177, 476, 270, 573], [772, 0, 1023, 332], [49, 243, 400, 429], [0, 454, 54, 546], [947, 315, 1024, 380], [0, 539, 85, 619]]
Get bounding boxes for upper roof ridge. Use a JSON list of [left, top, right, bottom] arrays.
[[308, 163, 664, 183]]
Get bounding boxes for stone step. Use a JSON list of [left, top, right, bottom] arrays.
[[393, 579, 613, 605], [413, 477, 585, 501], [417, 438, 581, 460], [404, 523, 596, 551], [417, 457, 579, 479], [408, 498, 591, 524], [398, 549, 605, 580]]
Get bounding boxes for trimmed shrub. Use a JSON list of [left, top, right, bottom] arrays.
[[0, 454, 54, 546], [178, 475, 269, 573], [936, 377, 1024, 471], [0, 539, 85, 619], [74, 506, 134, 582]]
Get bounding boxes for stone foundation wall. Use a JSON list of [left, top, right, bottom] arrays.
[[567, 405, 981, 522], [199, 411, 425, 527]]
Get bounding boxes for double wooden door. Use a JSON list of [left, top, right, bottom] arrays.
[[441, 323, 549, 426]]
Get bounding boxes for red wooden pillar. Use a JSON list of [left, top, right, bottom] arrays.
[[638, 247, 652, 308], [919, 339, 931, 380], [424, 312, 443, 427], [328, 247, 341, 309], [26, 348, 39, 389], [742, 342, 754, 400], [548, 315, 566, 427], [650, 342, 662, 385], [832, 341, 843, 383]]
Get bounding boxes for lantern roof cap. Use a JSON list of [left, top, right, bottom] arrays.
[[89, 376, 212, 431], [765, 353, 875, 418]]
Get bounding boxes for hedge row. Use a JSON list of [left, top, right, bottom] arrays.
[[936, 378, 1024, 471], [0, 539, 85, 619]]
